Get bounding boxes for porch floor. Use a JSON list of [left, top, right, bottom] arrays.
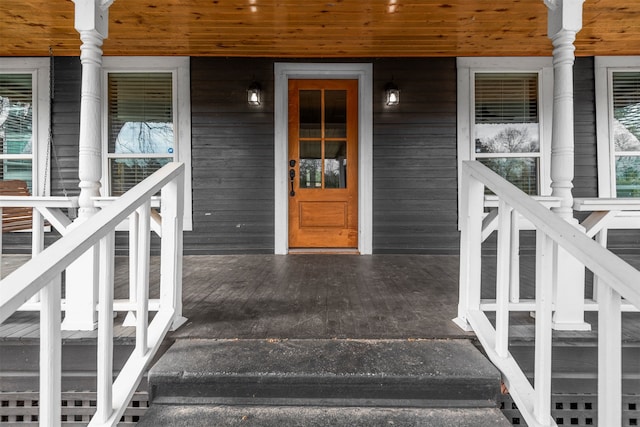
[[0, 254, 472, 341], [2, 253, 640, 342]]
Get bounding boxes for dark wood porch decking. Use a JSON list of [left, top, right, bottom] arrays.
[[2, 253, 640, 342], [0, 255, 472, 341]]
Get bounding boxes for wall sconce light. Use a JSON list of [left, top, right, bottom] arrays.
[[385, 81, 400, 106], [247, 81, 262, 105]]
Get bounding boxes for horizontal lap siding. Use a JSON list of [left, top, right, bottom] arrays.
[[189, 58, 275, 254], [5, 57, 617, 256], [372, 58, 459, 254]]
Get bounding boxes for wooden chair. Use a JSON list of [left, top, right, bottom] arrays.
[[0, 180, 33, 232]]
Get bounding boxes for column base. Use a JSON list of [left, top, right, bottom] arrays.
[[552, 320, 592, 331]]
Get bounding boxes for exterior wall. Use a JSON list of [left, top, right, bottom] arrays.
[[372, 58, 459, 254], [189, 57, 460, 254], [189, 58, 275, 254], [10, 56, 618, 255]]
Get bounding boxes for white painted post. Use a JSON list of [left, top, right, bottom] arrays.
[[545, 0, 590, 331], [534, 231, 554, 426], [495, 200, 512, 358], [453, 164, 484, 331], [95, 231, 115, 423], [63, 0, 112, 331], [136, 201, 150, 357], [40, 274, 62, 427], [597, 279, 622, 426], [160, 171, 186, 330]]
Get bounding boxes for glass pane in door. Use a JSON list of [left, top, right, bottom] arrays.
[[325, 90, 347, 138], [299, 90, 321, 138], [300, 140, 322, 188], [324, 141, 347, 188]]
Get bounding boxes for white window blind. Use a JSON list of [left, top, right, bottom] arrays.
[[474, 72, 541, 195], [612, 71, 640, 197], [0, 74, 34, 190], [107, 72, 174, 196]]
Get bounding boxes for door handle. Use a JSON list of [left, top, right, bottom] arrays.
[[289, 168, 296, 197]]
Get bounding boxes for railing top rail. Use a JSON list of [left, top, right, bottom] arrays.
[[0, 162, 185, 324], [574, 197, 640, 212], [484, 194, 562, 209], [463, 160, 640, 309], [0, 196, 79, 208]]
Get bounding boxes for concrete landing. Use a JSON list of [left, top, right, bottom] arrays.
[[137, 405, 512, 427], [148, 339, 502, 407]]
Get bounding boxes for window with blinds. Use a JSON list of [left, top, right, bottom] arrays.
[[474, 72, 541, 195], [107, 72, 174, 196], [0, 74, 34, 190], [612, 71, 640, 197]]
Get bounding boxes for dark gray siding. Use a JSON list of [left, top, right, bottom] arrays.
[[372, 58, 459, 254], [8, 56, 616, 255], [187, 58, 460, 254], [574, 57, 598, 199], [51, 57, 82, 199], [188, 58, 275, 254]]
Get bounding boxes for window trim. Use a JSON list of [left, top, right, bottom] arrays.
[[457, 57, 554, 220], [0, 58, 50, 197], [594, 56, 640, 198], [101, 57, 192, 230]]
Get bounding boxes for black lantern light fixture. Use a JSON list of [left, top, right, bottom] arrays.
[[384, 81, 400, 106], [247, 81, 262, 105]]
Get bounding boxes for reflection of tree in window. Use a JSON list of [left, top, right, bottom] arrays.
[[478, 126, 537, 154]]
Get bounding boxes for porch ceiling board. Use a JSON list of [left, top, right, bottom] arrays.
[[2, 0, 640, 58]]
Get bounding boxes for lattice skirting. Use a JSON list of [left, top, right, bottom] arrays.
[[0, 391, 148, 425], [500, 393, 640, 426]]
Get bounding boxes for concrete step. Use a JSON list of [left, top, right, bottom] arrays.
[[148, 339, 502, 408], [136, 404, 512, 427]]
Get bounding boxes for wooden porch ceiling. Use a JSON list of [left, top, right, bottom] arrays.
[[2, 0, 640, 58]]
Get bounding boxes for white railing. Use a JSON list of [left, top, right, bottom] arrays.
[[0, 162, 186, 427], [454, 161, 640, 427]]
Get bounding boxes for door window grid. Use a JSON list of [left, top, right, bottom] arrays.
[[298, 89, 347, 190]]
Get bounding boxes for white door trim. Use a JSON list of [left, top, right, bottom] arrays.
[[274, 63, 373, 254]]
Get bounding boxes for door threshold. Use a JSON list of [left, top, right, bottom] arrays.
[[288, 248, 360, 255]]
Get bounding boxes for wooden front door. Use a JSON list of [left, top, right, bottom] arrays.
[[288, 79, 358, 249]]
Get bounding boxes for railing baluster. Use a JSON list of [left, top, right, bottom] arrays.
[[136, 200, 151, 356], [534, 231, 554, 425], [40, 274, 61, 427], [96, 233, 115, 423], [28, 208, 45, 304], [598, 279, 622, 425], [0, 206, 3, 280], [509, 209, 520, 303], [123, 211, 139, 327], [495, 200, 512, 358]]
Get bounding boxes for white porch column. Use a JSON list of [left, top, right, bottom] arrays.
[[62, 0, 112, 330], [546, 0, 590, 331]]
